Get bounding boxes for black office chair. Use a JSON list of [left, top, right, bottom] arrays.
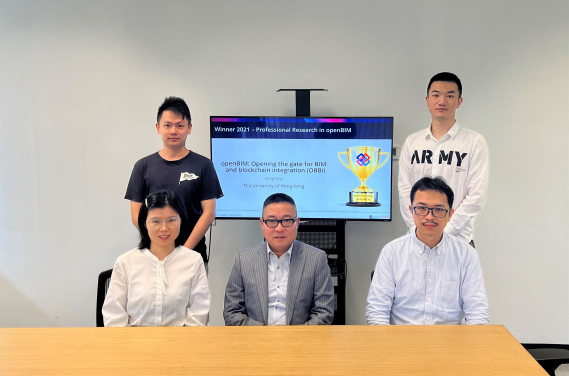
[[96, 269, 113, 327], [522, 343, 569, 375]]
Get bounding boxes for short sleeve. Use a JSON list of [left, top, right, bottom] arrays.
[[125, 159, 146, 203], [200, 159, 224, 201]]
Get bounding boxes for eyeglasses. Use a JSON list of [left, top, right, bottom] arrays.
[[146, 216, 181, 229], [412, 206, 450, 218], [262, 217, 297, 228]]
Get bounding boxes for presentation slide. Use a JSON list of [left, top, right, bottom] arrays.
[[210, 117, 393, 221]]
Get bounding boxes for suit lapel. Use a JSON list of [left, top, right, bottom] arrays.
[[255, 244, 269, 325], [286, 241, 305, 325]]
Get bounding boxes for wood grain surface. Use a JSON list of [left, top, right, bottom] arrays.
[[0, 325, 546, 375]]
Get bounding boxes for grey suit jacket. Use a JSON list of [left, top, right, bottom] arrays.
[[223, 240, 334, 326]]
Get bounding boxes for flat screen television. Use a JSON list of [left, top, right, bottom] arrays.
[[210, 116, 393, 221]]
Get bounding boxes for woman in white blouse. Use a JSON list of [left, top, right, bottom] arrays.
[[103, 190, 210, 327]]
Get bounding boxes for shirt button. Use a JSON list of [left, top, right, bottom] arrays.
[[277, 266, 280, 269], [277, 286, 280, 288]]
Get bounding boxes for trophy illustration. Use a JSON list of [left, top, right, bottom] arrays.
[[338, 146, 390, 206]]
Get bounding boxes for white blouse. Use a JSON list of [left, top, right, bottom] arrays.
[[102, 246, 210, 327]]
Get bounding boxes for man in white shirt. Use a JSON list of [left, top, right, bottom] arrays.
[[398, 72, 489, 246], [367, 176, 489, 325], [223, 193, 335, 326]]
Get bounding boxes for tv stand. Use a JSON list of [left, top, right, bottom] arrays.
[[297, 220, 346, 325], [277, 87, 346, 324], [276, 89, 327, 116]]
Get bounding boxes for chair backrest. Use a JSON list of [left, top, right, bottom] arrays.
[[521, 344, 569, 375], [96, 269, 113, 327]]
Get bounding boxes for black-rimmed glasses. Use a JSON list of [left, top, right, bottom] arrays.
[[262, 218, 297, 228], [412, 206, 450, 218]]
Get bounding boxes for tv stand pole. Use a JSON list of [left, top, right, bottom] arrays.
[[276, 89, 327, 116], [277, 88, 346, 325]]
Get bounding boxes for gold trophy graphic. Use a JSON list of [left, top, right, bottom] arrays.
[[338, 146, 390, 206]]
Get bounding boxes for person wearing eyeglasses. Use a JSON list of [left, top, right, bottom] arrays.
[[398, 72, 489, 248], [223, 193, 334, 326], [103, 190, 210, 327], [366, 177, 489, 325], [125, 97, 223, 265]]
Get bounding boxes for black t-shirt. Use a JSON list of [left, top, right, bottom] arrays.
[[125, 151, 223, 262]]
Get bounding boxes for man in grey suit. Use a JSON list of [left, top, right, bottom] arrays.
[[224, 193, 335, 326]]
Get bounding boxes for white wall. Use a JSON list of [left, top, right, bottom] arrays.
[[0, 0, 567, 343]]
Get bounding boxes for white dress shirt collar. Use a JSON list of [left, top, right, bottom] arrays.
[[425, 121, 461, 142], [266, 243, 293, 260], [143, 247, 180, 262], [412, 230, 445, 256], [143, 247, 180, 295]]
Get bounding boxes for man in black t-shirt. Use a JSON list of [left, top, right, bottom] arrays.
[[125, 97, 223, 263]]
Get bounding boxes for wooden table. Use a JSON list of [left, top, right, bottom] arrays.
[[0, 325, 546, 375]]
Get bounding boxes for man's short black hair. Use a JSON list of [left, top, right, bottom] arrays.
[[138, 190, 190, 250], [427, 72, 462, 98], [410, 176, 454, 208], [157, 96, 192, 123], [262, 193, 297, 215]]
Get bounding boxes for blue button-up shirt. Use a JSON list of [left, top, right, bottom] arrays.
[[366, 232, 489, 325]]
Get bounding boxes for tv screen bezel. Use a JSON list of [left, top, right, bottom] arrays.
[[209, 115, 394, 222]]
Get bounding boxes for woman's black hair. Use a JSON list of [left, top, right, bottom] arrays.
[[137, 190, 190, 250]]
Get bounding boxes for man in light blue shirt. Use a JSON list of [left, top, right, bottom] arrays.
[[367, 176, 489, 325]]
